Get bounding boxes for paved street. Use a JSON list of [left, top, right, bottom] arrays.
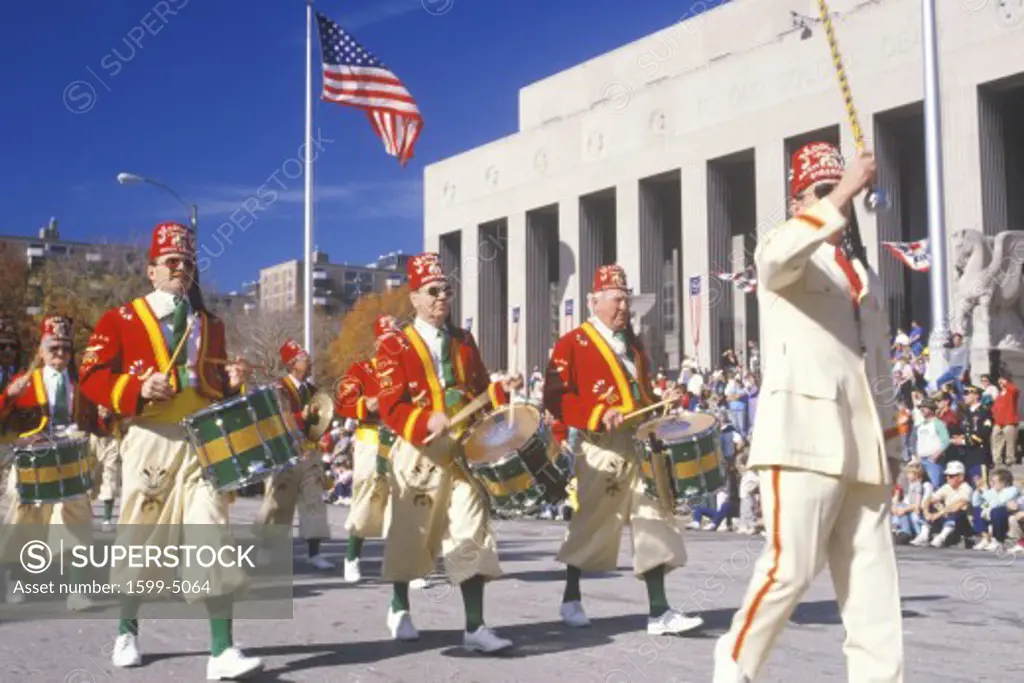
[[1, 497, 1022, 683]]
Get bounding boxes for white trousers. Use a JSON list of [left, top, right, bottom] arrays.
[[715, 467, 903, 683]]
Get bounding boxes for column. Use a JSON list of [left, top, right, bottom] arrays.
[[506, 211, 527, 377], [731, 233, 747, 351], [458, 224, 479, 335], [754, 138, 786, 351], [681, 160, 711, 367], [616, 179, 641, 292], [874, 117, 907, 330], [558, 198, 580, 334], [638, 180, 666, 368]]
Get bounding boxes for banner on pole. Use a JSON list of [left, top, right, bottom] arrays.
[[564, 299, 574, 331], [688, 276, 702, 350], [465, 317, 473, 332], [511, 306, 520, 343]]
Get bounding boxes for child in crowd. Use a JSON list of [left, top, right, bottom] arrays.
[[891, 461, 932, 543], [688, 488, 732, 531]]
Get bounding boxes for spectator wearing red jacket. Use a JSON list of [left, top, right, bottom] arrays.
[[991, 376, 1020, 467]]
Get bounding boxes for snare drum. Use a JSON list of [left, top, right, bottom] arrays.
[[182, 385, 303, 492], [634, 412, 724, 505], [12, 432, 94, 505], [460, 404, 567, 515]]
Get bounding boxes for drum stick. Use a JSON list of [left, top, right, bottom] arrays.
[[161, 318, 194, 377], [622, 397, 676, 422], [422, 391, 492, 446]]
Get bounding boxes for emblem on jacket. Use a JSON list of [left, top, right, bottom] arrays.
[[405, 461, 440, 508], [604, 458, 629, 496], [593, 380, 619, 406], [139, 466, 169, 514], [118, 306, 134, 321], [411, 388, 429, 408], [574, 332, 589, 347]]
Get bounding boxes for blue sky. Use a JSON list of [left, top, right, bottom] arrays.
[[0, 0, 704, 293]]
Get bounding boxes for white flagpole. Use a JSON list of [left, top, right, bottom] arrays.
[[304, 0, 315, 360]]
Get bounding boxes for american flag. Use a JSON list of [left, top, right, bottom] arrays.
[[714, 267, 757, 294], [317, 12, 423, 166], [688, 276, 702, 348], [883, 239, 930, 272]]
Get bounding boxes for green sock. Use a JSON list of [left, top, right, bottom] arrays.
[[346, 536, 364, 562], [644, 565, 669, 618], [207, 597, 233, 657], [102, 500, 114, 522], [391, 582, 410, 612], [460, 575, 485, 633], [562, 566, 582, 604], [118, 597, 141, 636], [308, 539, 321, 557]]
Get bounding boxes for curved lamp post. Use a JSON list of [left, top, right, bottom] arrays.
[[116, 172, 197, 232]]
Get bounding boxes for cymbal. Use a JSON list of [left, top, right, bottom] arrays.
[[305, 391, 335, 442]]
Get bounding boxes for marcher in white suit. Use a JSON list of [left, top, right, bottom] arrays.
[[713, 142, 905, 683]]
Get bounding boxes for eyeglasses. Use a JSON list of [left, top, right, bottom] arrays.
[[45, 345, 71, 355], [426, 285, 452, 298], [800, 182, 837, 201], [154, 257, 195, 271]]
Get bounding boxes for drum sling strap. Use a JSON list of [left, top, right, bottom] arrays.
[[612, 331, 642, 402], [51, 373, 70, 428], [438, 329, 463, 410], [170, 297, 190, 388]]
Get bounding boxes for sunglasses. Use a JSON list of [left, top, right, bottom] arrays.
[[800, 182, 837, 200], [45, 345, 71, 355], [154, 257, 195, 271], [426, 285, 452, 298]]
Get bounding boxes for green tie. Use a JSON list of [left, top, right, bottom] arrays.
[[438, 328, 461, 408], [52, 373, 69, 427], [170, 297, 189, 388], [614, 331, 642, 401]]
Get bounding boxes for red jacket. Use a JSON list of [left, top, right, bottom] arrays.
[[992, 381, 1020, 426], [544, 321, 655, 432], [375, 324, 507, 446], [0, 368, 73, 438], [78, 296, 235, 423], [335, 358, 381, 424]]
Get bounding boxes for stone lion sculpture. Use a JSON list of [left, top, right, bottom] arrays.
[[951, 228, 1024, 350]]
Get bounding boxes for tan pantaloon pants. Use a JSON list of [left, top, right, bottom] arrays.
[[381, 435, 501, 584], [716, 466, 903, 683], [253, 452, 330, 541], [345, 430, 389, 538], [113, 420, 247, 602], [91, 435, 122, 502], [557, 428, 688, 577]]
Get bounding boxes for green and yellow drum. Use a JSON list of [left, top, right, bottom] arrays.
[[461, 404, 567, 515], [182, 385, 303, 492], [11, 431, 94, 505], [634, 412, 724, 506]]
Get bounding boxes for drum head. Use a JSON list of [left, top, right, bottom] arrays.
[[463, 404, 541, 464], [636, 412, 717, 444]]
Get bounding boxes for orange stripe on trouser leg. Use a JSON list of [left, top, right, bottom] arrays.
[[731, 466, 782, 662]]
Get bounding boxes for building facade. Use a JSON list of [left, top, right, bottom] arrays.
[[423, 0, 1024, 375], [258, 249, 409, 315]]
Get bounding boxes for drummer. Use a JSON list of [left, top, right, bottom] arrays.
[[252, 339, 333, 570], [0, 315, 95, 612], [543, 264, 704, 636], [334, 314, 399, 583], [376, 251, 522, 653], [78, 221, 262, 679]]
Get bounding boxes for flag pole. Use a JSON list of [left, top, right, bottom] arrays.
[[304, 0, 315, 360]]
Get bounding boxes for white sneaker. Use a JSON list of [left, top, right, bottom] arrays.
[[67, 593, 94, 612], [648, 608, 704, 636], [910, 529, 931, 546], [1010, 542, 1024, 555], [307, 554, 335, 570], [343, 558, 362, 583], [701, 520, 715, 531], [930, 529, 952, 548], [464, 626, 513, 653], [559, 600, 590, 628], [112, 633, 142, 668], [206, 646, 263, 680], [716, 523, 732, 533], [986, 539, 1004, 552], [686, 521, 701, 530], [409, 577, 429, 590], [387, 609, 419, 641]]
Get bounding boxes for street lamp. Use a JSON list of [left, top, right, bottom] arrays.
[[116, 172, 198, 232]]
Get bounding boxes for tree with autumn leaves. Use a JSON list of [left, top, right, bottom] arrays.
[[326, 285, 414, 380]]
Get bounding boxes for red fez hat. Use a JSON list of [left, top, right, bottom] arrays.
[[0, 316, 18, 343], [280, 339, 306, 366], [789, 142, 845, 198], [149, 222, 196, 262], [407, 252, 447, 291], [374, 315, 398, 339], [593, 265, 629, 293], [40, 315, 73, 343]]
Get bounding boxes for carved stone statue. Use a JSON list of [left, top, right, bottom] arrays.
[[951, 229, 1024, 400]]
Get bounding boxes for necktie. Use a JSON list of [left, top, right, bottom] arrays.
[[437, 328, 462, 409], [834, 245, 864, 304], [170, 297, 189, 387], [613, 331, 642, 401], [52, 373, 69, 427]]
